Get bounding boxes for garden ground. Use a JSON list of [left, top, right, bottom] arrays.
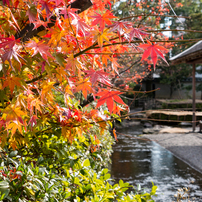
[[142, 126, 202, 174]]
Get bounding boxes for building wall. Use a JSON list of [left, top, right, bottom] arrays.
[[141, 82, 202, 99]]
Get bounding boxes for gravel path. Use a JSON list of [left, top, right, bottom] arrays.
[[142, 128, 202, 173]]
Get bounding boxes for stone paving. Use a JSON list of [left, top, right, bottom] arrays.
[[142, 127, 202, 173]]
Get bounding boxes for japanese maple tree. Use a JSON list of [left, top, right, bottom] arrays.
[[0, 0, 170, 200]]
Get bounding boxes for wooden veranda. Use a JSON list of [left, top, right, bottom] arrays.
[[170, 40, 202, 131]]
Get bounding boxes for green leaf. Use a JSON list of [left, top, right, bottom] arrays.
[[83, 159, 90, 167], [9, 150, 18, 157], [119, 179, 124, 187], [103, 173, 110, 181], [150, 183, 157, 195], [0, 90, 8, 108], [91, 184, 95, 194], [35, 190, 40, 198], [54, 53, 65, 66], [0, 181, 10, 199], [102, 168, 108, 175]]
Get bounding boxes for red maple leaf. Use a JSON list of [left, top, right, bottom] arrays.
[[129, 28, 149, 42], [2, 0, 10, 6], [38, 0, 52, 18], [59, 7, 79, 20], [71, 18, 90, 36], [0, 35, 20, 49], [26, 6, 37, 23], [109, 21, 132, 36], [50, 0, 65, 7], [84, 69, 110, 86], [96, 90, 125, 113], [26, 40, 53, 60], [90, 10, 117, 32], [28, 115, 38, 128], [1, 46, 24, 69], [32, 19, 49, 30], [138, 40, 168, 70]]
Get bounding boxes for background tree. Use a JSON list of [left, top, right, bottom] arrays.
[[111, 0, 172, 103], [159, 0, 202, 98], [159, 63, 191, 98]]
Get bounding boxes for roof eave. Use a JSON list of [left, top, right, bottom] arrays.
[[170, 40, 202, 64], [170, 49, 202, 65]]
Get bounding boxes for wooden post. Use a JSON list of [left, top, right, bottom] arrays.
[[192, 63, 196, 132]]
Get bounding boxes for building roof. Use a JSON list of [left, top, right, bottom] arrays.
[[170, 40, 202, 64]]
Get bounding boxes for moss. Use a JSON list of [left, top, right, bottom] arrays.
[[196, 116, 202, 121], [170, 115, 178, 120], [188, 104, 192, 108], [161, 114, 169, 120], [179, 116, 185, 121], [185, 115, 192, 121], [196, 104, 202, 108]]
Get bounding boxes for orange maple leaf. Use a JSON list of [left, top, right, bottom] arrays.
[[3, 76, 22, 94], [113, 128, 117, 141], [75, 78, 93, 99], [2, 105, 27, 136]]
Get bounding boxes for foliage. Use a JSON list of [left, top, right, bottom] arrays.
[[158, 0, 202, 98], [169, 0, 202, 51], [159, 63, 191, 98], [0, 0, 171, 200], [111, 0, 171, 85], [0, 131, 157, 201]]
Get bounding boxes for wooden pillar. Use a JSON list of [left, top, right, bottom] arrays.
[[192, 63, 196, 132]]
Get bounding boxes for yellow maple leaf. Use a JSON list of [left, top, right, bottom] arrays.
[[56, 66, 69, 83], [30, 98, 44, 115], [48, 27, 66, 46], [2, 105, 27, 123], [15, 93, 27, 109], [41, 80, 55, 103], [7, 122, 23, 135], [93, 29, 112, 48]]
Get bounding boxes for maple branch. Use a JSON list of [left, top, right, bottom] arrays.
[[111, 59, 141, 84], [119, 59, 141, 76], [74, 42, 98, 58], [120, 14, 191, 21], [75, 37, 202, 58], [100, 38, 202, 48], [83, 52, 142, 55], [15, 0, 93, 41], [97, 81, 160, 94], [76, 74, 155, 108], [26, 73, 45, 84], [147, 29, 202, 33], [137, 14, 148, 28], [80, 94, 94, 107]]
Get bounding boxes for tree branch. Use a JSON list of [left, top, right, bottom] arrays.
[[120, 14, 191, 21], [119, 59, 141, 75]]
